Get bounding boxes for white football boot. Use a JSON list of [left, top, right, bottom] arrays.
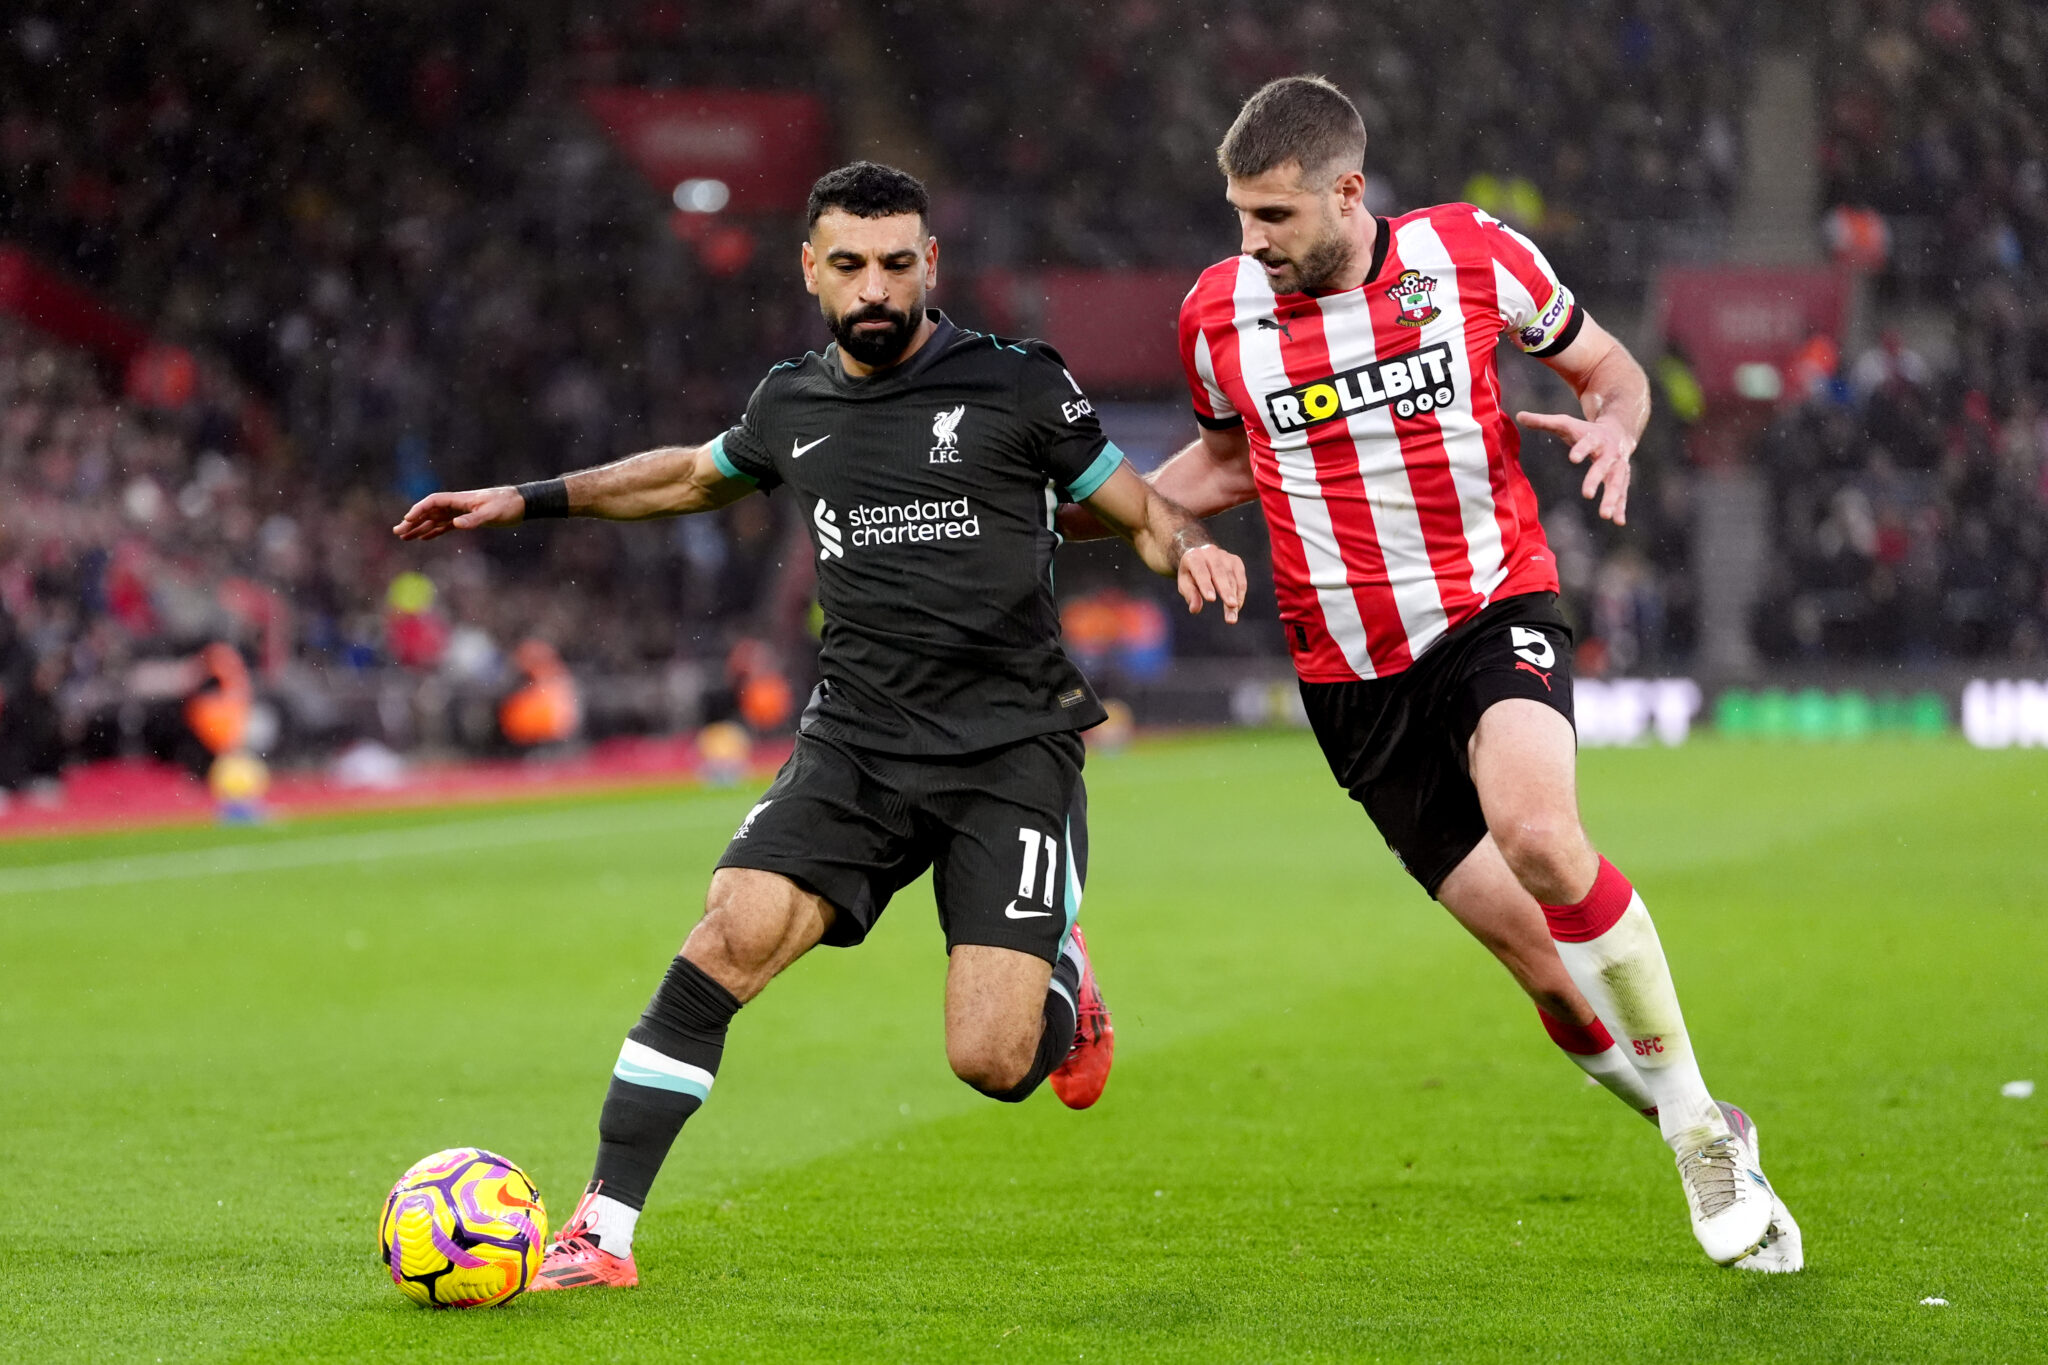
[[1673, 1112, 1775, 1265], [1718, 1102, 1803, 1272]]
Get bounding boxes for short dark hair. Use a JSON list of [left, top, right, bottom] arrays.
[[1217, 75, 1367, 187], [806, 161, 930, 230]]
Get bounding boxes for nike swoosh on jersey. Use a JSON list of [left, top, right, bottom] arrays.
[[792, 435, 830, 458], [1004, 901, 1053, 920]]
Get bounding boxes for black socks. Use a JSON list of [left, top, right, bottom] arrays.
[[974, 943, 1082, 1103], [591, 954, 742, 1210], [594, 939, 1082, 1207]]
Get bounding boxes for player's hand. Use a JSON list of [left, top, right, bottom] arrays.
[[392, 486, 526, 541], [1178, 543, 1246, 624], [1515, 410, 1633, 526]]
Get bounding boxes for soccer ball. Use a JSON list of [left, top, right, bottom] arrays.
[[378, 1148, 548, 1308]]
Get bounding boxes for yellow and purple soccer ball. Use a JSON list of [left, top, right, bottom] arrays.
[[378, 1148, 548, 1308]]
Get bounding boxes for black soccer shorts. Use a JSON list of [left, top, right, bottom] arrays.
[[714, 728, 1087, 963], [1298, 591, 1576, 898]]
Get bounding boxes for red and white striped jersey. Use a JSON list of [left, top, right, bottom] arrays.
[[1179, 203, 1583, 682]]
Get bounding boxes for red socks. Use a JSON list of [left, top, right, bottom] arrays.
[[1538, 856, 1633, 943], [1537, 1004, 1615, 1056]]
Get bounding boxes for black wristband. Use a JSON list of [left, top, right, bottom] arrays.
[[515, 478, 570, 519]]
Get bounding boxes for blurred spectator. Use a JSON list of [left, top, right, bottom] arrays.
[[0, 604, 62, 798], [1848, 329, 1930, 399], [184, 640, 252, 762], [1062, 591, 1172, 683], [499, 638, 581, 749], [723, 637, 796, 735], [384, 572, 450, 672]]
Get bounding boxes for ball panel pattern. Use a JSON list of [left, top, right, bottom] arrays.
[[378, 1147, 547, 1309]]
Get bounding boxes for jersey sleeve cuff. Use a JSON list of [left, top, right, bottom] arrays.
[[1193, 409, 1244, 431], [709, 433, 757, 484], [1061, 441, 1125, 502]]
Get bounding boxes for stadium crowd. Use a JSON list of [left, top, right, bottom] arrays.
[[890, 0, 1757, 288], [3, 0, 2044, 787], [1, 0, 829, 477], [1749, 0, 2048, 662], [2, 1, 813, 770], [0, 301, 796, 781]]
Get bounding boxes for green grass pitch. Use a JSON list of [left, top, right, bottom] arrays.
[[1, 731, 2043, 1362]]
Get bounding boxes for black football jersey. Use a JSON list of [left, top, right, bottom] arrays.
[[712, 312, 1123, 755]]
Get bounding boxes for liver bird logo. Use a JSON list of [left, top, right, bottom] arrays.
[[932, 405, 966, 450]]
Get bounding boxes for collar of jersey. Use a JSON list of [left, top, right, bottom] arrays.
[[825, 310, 959, 389], [1281, 216, 1393, 304]]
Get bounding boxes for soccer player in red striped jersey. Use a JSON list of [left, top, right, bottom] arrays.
[[1075, 76, 1800, 1271]]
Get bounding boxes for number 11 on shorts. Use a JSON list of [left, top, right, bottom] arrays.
[[1015, 828, 1058, 908]]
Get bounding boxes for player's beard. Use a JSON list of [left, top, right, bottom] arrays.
[[828, 300, 920, 368], [1255, 217, 1356, 296]]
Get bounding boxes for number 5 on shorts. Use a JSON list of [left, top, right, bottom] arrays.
[[1510, 625, 1555, 670]]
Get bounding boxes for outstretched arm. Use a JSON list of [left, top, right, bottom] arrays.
[[392, 442, 751, 541], [1079, 462, 1246, 623], [1058, 423, 1254, 542], [1516, 314, 1651, 526]]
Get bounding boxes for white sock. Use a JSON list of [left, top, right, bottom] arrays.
[[1574, 1044, 1659, 1120], [586, 1192, 641, 1256], [1543, 860, 1727, 1150], [1536, 1006, 1658, 1118]]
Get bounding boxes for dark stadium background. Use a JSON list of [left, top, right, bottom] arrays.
[[3, 0, 2046, 820]]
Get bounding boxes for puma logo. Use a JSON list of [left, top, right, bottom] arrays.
[[1514, 660, 1554, 690]]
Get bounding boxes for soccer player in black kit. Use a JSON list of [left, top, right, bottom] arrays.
[[394, 162, 1248, 1290]]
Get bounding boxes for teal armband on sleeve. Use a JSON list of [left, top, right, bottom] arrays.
[[1062, 441, 1125, 502]]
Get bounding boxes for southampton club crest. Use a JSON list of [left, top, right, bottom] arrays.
[[1386, 269, 1441, 327]]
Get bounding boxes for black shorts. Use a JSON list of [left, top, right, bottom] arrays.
[[714, 728, 1087, 964], [1299, 592, 1575, 898]]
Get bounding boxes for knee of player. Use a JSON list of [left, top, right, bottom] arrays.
[[688, 886, 778, 976], [947, 1037, 1034, 1098], [1493, 812, 1585, 884]]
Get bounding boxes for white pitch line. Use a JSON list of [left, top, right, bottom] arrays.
[[0, 799, 742, 897]]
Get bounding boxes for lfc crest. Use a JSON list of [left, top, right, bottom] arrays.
[[929, 404, 965, 463], [1386, 269, 1441, 327]]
